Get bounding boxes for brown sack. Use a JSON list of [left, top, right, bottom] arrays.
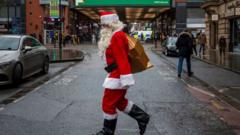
[[126, 35, 153, 74]]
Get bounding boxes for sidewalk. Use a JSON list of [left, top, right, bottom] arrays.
[[152, 45, 240, 110], [195, 49, 240, 74]]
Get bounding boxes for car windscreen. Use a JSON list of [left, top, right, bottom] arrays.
[[167, 37, 178, 45], [0, 37, 20, 50]]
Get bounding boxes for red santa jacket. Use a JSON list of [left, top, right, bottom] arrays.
[[103, 31, 135, 89]]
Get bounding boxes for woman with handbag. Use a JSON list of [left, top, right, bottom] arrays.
[[94, 12, 150, 135]]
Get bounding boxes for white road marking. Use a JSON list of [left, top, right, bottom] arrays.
[[187, 84, 215, 98], [219, 88, 229, 93], [13, 97, 25, 103], [0, 107, 4, 111], [54, 75, 78, 86], [31, 86, 41, 93], [157, 71, 170, 76]]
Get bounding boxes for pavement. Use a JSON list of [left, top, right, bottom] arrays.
[[0, 44, 238, 135], [194, 49, 240, 74], [152, 45, 240, 111], [45, 44, 84, 62]]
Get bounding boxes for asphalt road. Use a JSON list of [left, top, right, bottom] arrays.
[[0, 45, 235, 135], [0, 62, 76, 104]]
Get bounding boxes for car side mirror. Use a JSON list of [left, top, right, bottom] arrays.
[[23, 46, 33, 53]]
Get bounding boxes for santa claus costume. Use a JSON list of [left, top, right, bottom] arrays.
[[95, 12, 150, 135]]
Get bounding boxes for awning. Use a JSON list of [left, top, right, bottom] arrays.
[[75, 7, 170, 22]]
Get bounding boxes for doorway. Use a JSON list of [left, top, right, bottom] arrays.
[[210, 22, 218, 49], [230, 18, 240, 53]]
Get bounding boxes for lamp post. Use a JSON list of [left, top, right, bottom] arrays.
[[7, 0, 10, 33], [59, 0, 62, 60]]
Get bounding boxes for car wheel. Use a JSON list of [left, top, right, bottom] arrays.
[[12, 63, 22, 85], [41, 57, 49, 74]]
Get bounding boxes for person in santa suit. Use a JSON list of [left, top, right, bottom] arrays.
[[94, 12, 150, 135]]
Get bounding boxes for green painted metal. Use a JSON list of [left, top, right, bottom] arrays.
[[75, 0, 170, 7], [187, 0, 205, 2]]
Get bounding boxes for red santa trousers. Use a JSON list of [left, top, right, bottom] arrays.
[[102, 88, 133, 120]]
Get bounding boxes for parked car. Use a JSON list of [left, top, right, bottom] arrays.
[[162, 37, 179, 56], [0, 35, 49, 85]]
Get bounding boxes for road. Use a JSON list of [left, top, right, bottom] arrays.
[[0, 62, 76, 105], [0, 45, 235, 135]]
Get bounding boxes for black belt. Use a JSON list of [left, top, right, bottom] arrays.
[[104, 63, 117, 73]]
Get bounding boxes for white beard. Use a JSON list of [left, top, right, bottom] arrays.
[[98, 27, 113, 57], [98, 21, 124, 57]]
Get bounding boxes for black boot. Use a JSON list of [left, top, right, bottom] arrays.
[[95, 119, 117, 135], [128, 105, 150, 135]]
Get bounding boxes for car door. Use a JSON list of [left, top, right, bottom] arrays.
[[20, 37, 38, 77], [30, 37, 45, 71]]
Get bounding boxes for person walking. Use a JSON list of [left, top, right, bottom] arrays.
[[219, 36, 226, 57], [94, 12, 150, 135], [92, 33, 96, 44], [199, 33, 207, 56], [154, 32, 158, 47], [191, 33, 197, 56], [176, 30, 194, 78]]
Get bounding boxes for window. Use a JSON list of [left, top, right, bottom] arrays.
[[0, 37, 20, 50], [22, 38, 33, 48], [31, 38, 41, 47]]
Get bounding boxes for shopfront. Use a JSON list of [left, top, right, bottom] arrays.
[[230, 18, 240, 53], [227, 0, 240, 53], [0, 0, 26, 34]]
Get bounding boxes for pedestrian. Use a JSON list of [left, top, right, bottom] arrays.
[[191, 33, 197, 56], [219, 35, 226, 57], [199, 32, 207, 56], [38, 34, 43, 44], [154, 32, 158, 47], [92, 33, 96, 44], [31, 33, 37, 38], [176, 29, 194, 78], [95, 11, 150, 135], [141, 32, 144, 41]]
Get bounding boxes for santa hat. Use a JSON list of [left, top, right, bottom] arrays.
[[100, 11, 119, 24]]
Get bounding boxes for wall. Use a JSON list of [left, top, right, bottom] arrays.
[[26, 0, 44, 37]]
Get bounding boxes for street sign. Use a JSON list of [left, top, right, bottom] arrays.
[[211, 14, 218, 21], [75, 0, 170, 7], [50, 0, 59, 18]]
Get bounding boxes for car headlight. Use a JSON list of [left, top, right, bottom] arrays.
[[0, 62, 12, 70]]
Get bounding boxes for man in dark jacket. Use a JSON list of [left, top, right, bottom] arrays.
[[219, 36, 226, 57], [176, 30, 194, 78]]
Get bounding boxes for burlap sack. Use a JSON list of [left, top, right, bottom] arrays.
[[127, 35, 153, 74]]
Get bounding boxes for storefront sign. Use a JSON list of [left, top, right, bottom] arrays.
[[75, 0, 170, 7], [40, 0, 49, 4], [50, 0, 59, 18], [40, 0, 69, 6], [211, 14, 218, 21], [75, 0, 84, 5], [236, 8, 240, 16]]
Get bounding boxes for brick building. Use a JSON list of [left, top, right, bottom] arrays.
[[26, 0, 72, 44]]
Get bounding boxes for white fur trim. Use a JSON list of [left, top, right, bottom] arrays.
[[103, 77, 123, 89], [101, 14, 119, 24], [124, 101, 134, 113], [120, 74, 135, 87], [103, 75, 135, 89], [103, 112, 118, 120]]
